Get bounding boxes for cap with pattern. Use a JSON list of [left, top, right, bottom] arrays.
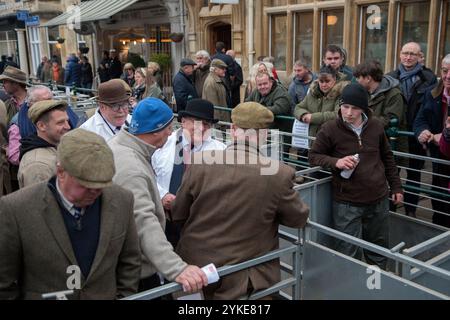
[[57, 128, 115, 188], [28, 100, 68, 124], [231, 102, 274, 129]]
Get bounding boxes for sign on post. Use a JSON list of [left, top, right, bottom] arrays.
[[16, 10, 29, 21], [25, 15, 40, 27]]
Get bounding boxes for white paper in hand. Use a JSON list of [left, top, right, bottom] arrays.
[[201, 263, 219, 284]]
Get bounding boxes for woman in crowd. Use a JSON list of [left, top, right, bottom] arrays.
[[120, 63, 135, 88], [80, 56, 93, 89], [294, 65, 349, 140], [147, 61, 163, 90], [132, 67, 147, 102]]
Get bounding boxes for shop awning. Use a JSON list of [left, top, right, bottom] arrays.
[[42, 0, 139, 27]]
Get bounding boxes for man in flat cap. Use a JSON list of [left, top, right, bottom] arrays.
[[80, 78, 132, 141], [18, 100, 71, 188], [0, 66, 28, 125], [171, 102, 309, 300], [202, 59, 231, 122], [0, 128, 141, 299], [173, 58, 198, 113], [152, 98, 226, 247], [108, 97, 208, 294]]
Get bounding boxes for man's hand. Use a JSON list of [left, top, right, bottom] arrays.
[[418, 129, 433, 144], [162, 193, 176, 211], [336, 155, 358, 170], [392, 193, 404, 205], [301, 113, 312, 124], [175, 265, 208, 293], [432, 133, 442, 145]]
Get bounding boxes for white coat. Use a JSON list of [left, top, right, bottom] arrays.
[[80, 108, 132, 141], [152, 128, 227, 198]]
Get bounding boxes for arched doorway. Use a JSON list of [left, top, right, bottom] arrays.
[[209, 22, 231, 53]]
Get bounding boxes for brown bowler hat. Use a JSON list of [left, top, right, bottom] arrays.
[[97, 79, 131, 104]]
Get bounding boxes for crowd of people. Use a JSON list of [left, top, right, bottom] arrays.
[[0, 40, 449, 300]]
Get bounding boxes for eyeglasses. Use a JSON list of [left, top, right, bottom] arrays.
[[106, 101, 131, 112], [401, 51, 419, 57]]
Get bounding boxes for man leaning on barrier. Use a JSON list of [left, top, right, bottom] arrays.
[[309, 83, 404, 270], [0, 129, 141, 299], [171, 101, 309, 300]]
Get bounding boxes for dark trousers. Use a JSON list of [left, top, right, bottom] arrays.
[[431, 163, 450, 228], [332, 198, 389, 270], [404, 138, 426, 214]]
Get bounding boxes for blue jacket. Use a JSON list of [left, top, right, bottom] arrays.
[[288, 72, 317, 105], [413, 80, 445, 159], [64, 56, 82, 87], [18, 102, 79, 139], [173, 71, 198, 112]]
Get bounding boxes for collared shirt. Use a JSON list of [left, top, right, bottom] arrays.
[[56, 178, 85, 217], [152, 128, 227, 198], [345, 113, 368, 137]]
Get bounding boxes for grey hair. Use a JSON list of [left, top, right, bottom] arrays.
[[442, 54, 450, 66], [293, 60, 310, 69], [27, 85, 53, 105], [196, 50, 210, 60]]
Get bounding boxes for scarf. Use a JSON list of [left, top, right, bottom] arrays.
[[52, 66, 60, 83], [399, 63, 422, 102]]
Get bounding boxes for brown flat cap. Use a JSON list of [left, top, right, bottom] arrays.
[[57, 128, 115, 189], [97, 79, 131, 104], [28, 100, 68, 124], [211, 59, 227, 69], [231, 102, 274, 129], [0, 66, 28, 86]]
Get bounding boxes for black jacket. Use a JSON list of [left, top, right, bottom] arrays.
[[387, 66, 437, 129]]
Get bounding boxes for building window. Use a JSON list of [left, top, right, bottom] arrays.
[[270, 14, 287, 70], [359, 3, 389, 68], [322, 9, 344, 52], [28, 27, 41, 77], [294, 11, 314, 68], [47, 26, 61, 65], [0, 31, 18, 62], [398, 1, 429, 60], [438, 0, 450, 66]]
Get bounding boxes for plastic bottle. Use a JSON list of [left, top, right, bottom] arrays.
[[340, 154, 359, 179]]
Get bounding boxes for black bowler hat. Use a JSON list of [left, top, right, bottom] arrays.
[[179, 99, 219, 123]]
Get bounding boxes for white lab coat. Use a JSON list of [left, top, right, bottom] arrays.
[[79, 108, 132, 141], [152, 128, 227, 199]]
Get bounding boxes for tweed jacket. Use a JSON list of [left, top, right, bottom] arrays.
[[172, 142, 309, 299], [0, 182, 141, 300]]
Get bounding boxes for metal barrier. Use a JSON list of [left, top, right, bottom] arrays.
[[122, 166, 449, 301]]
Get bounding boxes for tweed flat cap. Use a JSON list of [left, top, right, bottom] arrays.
[[97, 79, 131, 104], [0, 66, 28, 86], [180, 58, 196, 67], [28, 100, 68, 124], [211, 59, 227, 69], [57, 128, 115, 189], [231, 102, 274, 129]]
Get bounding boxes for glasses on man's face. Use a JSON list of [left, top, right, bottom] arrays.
[[401, 51, 419, 57], [106, 101, 131, 112]]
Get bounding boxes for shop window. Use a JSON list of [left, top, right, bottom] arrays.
[[28, 27, 41, 77], [0, 31, 18, 62], [398, 1, 429, 61], [322, 9, 344, 51], [294, 11, 314, 68], [270, 14, 287, 70], [359, 3, 388, 68]]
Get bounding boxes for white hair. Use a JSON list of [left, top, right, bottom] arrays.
[[443, 54, 450, 66], [196, 50, 210, 60], [27, 85, 53, 105]]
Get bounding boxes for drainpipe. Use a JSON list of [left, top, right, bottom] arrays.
[[248, 0, 255, 68], [179, 0, 186, 57]]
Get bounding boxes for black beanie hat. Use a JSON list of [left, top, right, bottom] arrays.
[[340, 83, 369, 112]]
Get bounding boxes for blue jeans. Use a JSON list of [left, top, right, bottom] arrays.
[[332, 198, 389, 269]]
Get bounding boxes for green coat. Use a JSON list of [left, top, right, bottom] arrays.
[[294, 80, 349, 138], [369, 76, 408, 158], [245, 81, 293, 132]]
